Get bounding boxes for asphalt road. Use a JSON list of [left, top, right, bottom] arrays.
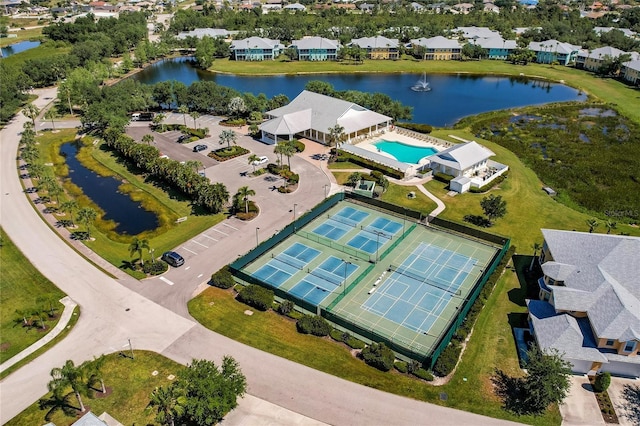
[[0, 88, 520, 426]]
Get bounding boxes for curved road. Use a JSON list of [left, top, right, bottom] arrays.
[[0, 88, 518, 425]]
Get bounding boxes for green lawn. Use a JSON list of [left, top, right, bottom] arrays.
[[0, 228, 66, 363], [6, 351, 182, 426]]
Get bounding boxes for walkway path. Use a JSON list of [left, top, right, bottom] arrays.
[[1, 89, 516, 426], [0, 297, 77, 374]]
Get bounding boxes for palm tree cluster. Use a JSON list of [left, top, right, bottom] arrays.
[[103, 128, 229, 213], [273, 139, 297, 170]]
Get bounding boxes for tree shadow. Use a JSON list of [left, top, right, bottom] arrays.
[[508, 255, 541, 307], [38, 392, 79, 421], [492, 369, 528, 414], [119, 260, 138, 272], [619, 384, 640, 424]]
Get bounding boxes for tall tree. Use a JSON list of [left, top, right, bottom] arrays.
[[236, 186, 256, 214], [189, 110, 201, 129], [77, 207, 98, 238], [60, 200, 79, 225], [480, 194, 507, 225], [148, 385, 186, 426], [142, 134, 155, 145], [248, 154, 260, 173], [529, 242, 542, 271], [178, 105, 189, 127], [521, 346, 572, 414], [219, 129, 237, 149], [195, 36, 216, 69], [48, 360, 88, 412], [128, 237, 150, 265], [23, 104, 40, 132], [327, 124, 345, 147], [586, 218, 599, 233]]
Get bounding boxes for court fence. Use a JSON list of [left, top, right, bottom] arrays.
[[296, 229, 372, 262], [345, 191, 424, 221], [428, 216, 509, 247]]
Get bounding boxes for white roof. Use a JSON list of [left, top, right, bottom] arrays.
[[411, 36, 461, 49], [429, 141, 494, 171], [623, 59, 640, 72], [351, 36, 399, 49], [261, 90, 391, 137], [454, 26, 500, 39], [230, 37, 281, 50], [177, 28, 230, 39], [529, 39, 580, 55], [579, 46, 627, 60], [291, 37, 340, 50], [284, 2, 305, 10], [473, 37, 517, 50]]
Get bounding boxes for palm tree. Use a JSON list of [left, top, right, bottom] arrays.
[[236, 186, 256, 214], [189, 111, 200, 129], [152, 113, 165, 130], [327, 124, 345, 147], [77, 207, 98, 238], [273, 142, 286, 166], [45, 109, 57, 130], [60, 200, 79, 225], [147, 385, 186, 426], [48, 360, 88, 412], [281, 140, 296, 170], [529, 242, 542, 271], [604, 219, 617, 234], [586, 218, 599, 233], [347, 172, 362, 187], [248, 154, 260, 173], [129, 237, 150, 265], [84, 355, 107, 394], [177, 105, 189, 127], [23, 103, 40, 132], [142, 134, 155, 145], [219, 129, 237, 149]]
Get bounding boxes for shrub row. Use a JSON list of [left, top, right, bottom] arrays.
[[210, 266, 235, 289], [361, 342, 395, 371], [433, 172, 455, 183], [396, 123, 433, 134], [329, 329, 366, 350], [142, 261, 167, 275], [237, 284, 274, 311], [468, 172, 509, 193], [433, 341, 462, 377], [296, 315, 332, 336], [335, 150, 405, 180]]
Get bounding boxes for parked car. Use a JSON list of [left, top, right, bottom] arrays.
[[251, 155, 269, 166], [177, 135, 189, 143], [131, 112, 154, 121], [161, 251, 184, 267], [193, 144, 207, 152]]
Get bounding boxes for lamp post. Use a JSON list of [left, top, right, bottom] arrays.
[[402, 207, 407, 237], [323, 184, 329, 199], [255, 227, 260, 247], [342, 260, 352, 295], [293, 203, 298, 232], [374, 230, 382, 263]]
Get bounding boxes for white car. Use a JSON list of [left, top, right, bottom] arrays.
[[251, 155, 269, 166]]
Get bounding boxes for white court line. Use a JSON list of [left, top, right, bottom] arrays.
[[182, 246, 197, 254], [185, 266, 190, 270], [191, 240, 208, 248], [201, 234, 218, 241], [159, 277, 174, 286], [212, 228, 228, 236], [222, 223, 239, 231], [197, 273, 203, 278]]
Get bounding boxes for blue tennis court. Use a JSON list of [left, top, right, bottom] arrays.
[[252, 243, 321, 288], [365, 217, 403, 236], [312, 220, 350, 241], [362, 242, 478, 333], [347, 230, 391, 254], [290, 256, 359, 305]]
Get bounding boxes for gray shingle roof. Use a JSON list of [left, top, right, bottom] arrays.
[[528, 40, 580, 55], [351, 36, 399, 49], [291, 37, 340, 51], [541, 229, 640, 341], [411, 36, 461, 49], [230, 37, 281, 50]]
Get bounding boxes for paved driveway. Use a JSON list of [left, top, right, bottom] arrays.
[[560, 375, 604, 426], [608, 377, 640, 426]]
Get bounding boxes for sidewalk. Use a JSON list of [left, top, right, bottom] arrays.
[[0, 296, 77, 374]]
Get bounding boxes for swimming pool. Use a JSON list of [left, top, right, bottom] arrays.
[[373, 140, 438, 164]]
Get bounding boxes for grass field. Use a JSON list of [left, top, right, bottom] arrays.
[[5, 351, 182, 426], [0, 228, 66, 364]]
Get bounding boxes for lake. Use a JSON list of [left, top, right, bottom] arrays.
[[0, 40, 41, 57], [132, 57, 587, 127], [60, 141, 159, 235]]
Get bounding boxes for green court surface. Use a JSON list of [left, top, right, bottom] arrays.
[[240, 200, 500, 359]]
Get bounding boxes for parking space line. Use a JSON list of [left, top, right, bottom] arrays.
[[212, 228, 228, 236], [223, 223, 239, 231], [159, 277, 174, 286], [202, 234, 218, 241], [181, 247, 198, 254], [192, 240, 208, 248]]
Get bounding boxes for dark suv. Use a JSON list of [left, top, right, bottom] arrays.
[[193, 144, 207, 152], [161, 251, 184, 267]]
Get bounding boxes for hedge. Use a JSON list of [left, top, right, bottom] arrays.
[[142, 261, 167, 275], [468, 172, 509, 193], [396, 123, 433, 134], [296, 315, 332, 336], [394, 361, 408, 373], [210, 266, 235, 289], [361, 342, 395, 372], [412, 368, 434, 381], [433, 341, 462, 377], [335, 151, 405, 180], [433, 172, 455, 183], [237, 284, 274, 311]]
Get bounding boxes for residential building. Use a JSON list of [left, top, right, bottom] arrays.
[[350, 36, 399, 60], [176, 28, 232, 40], [290, 37, 340, 61], [410, 36, 462, 60], [593, 26, 637, 39], [529, 39, 580, 65], [284, 2, 306, 11], [229, 37, 283, 61], [527, 230, 640, 377], [621, 59, 640, 85], [427, 141, 508, 193], [454, 26, 501, 40], [452, 3, 474, 14], [483, 3, 500, 13], [575, 46, 632, 71], [259, 90, 392, 145], [472, 37, 517, 60]]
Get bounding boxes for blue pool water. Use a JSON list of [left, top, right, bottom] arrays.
[[374, 140, 438, 164]]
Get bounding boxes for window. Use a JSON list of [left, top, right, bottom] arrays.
[[624, 341, 637, 353], [605, 339, 615, 347]]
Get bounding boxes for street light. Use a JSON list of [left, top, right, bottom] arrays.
[[374, 230, 382, 263], [342, 260, 352, 296], [255, 227, 260, 247], [323, 184, 329, 199]]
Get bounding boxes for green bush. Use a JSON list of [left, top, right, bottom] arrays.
[[296, 315, 332, 336], [142, 261, 167, 275], [433, 172, 455, 183], [330, 329, 344, 341], [277, 299, 294, 315], [221, 118, 246, 126], [293, 140, 305, 152], [335, 150, 405, 179], [468, 172, 509, 193], [396, 122, 433, 134], [237, 284, 274, 311], [209, 146, 249, 161], [210, 266, 235, 289], [433, 342, 462, 377], [288, 173, 300, 184], [394, 361, 408, 373], [287, 310, 303, 320], [361, 342, 395, 372], [594, 372, 611, 392], [345, 336, 366, 350], [413, 368, 434, 381]]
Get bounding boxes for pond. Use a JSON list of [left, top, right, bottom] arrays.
[[131, 57, 587, 127], [0, 40, 41, 57], [60, 142, 159, 235]]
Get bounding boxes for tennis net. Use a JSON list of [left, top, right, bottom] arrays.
[[327, 214, 359, 229], [272, 252, 304, 270], [388, 264, 461, 295]]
